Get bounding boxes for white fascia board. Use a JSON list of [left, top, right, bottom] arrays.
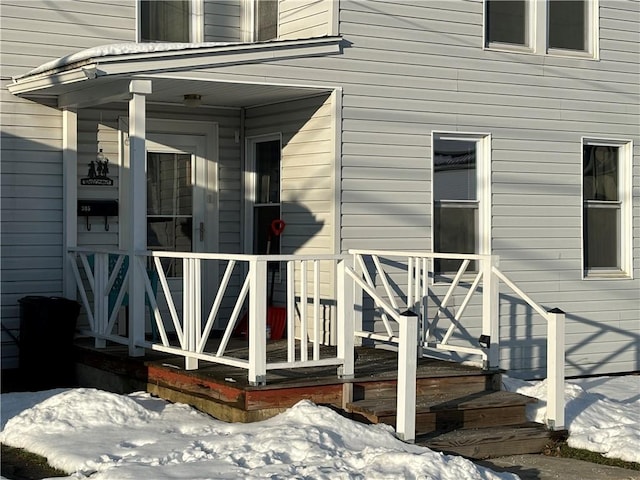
[[7, 66, 96, 95], [98, 39, 342, 75]]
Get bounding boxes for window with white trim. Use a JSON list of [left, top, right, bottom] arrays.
[[140, 0, 202, 43], [432, 133, 491, 274], [247, 137, 282, 255], [582, 139, 632, 278], [485, 0, 597, 57]]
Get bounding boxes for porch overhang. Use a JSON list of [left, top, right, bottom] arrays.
[[8, 36, 344, 109]]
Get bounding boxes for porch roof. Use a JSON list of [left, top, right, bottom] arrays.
[[8, 36, 343, 109]]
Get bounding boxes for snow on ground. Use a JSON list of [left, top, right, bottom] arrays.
[[503, 375, 640, 464], [1, 389, 515, 480], [1, 375, 637, 479]]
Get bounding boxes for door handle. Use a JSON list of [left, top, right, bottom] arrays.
[[199, 222, 204, 242]]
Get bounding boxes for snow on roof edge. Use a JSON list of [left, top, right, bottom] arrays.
[[17, 42, 236, 80]]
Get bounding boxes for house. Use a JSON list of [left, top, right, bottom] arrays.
[[2, 0, 638, 387]]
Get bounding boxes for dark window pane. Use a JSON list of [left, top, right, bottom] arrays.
[[256, 140, 280, 204], [434, 204, 478, 273], [140, 0, 190, 43], [434, 139, 476, 201], [254, 205, 281, 255], [583, 145, 618, 201], [486, 0, 527, 45], [256, 0, 278, 41], [549, 0, 587, 51], [147, 153, 192, 216], [584, 206, 620, 269]]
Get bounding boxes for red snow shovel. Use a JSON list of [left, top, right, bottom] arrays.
[[234, 219, 287, 340]]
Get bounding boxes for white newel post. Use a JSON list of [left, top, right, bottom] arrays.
[[248, 258, 267, 385], [337, 257, 354, 379], [127, 80, 151, 357], [62, 108, 78, 301], [546, 308, 566, 430], [481, 255, 500, 369], [397, 310, 418, 443]]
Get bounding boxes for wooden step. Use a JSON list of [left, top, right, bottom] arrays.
[[348, 390, 536, 434], [416, 423, 559, 459], [352, 372, 498, 402]]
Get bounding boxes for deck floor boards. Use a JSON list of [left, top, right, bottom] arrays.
[[75, 337, 488, 391]]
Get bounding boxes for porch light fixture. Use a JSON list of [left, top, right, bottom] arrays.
[[183, 94, 202, 107], [478, 335, 491, 349]]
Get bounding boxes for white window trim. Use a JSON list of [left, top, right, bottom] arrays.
[[430, 131, 492, 261], [581, 138, 633, 280], [483, 0, 599, 60], [243, 133, 283, 254], [190, 0, 204, 43], [241, 0, 255, 43]]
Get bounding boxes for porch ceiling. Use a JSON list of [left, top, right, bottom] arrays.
[[52, 75, 334, 110]]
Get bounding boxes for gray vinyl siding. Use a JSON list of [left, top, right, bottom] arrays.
[[0, 1, 135, 368], [331, 0, 640, 378], [279, 0, 331, 39], [203, 0, 242, 42]]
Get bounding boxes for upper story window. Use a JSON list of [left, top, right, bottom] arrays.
[[582, 139, 633, 279], [255, 0, 278, 41], [432, 133, 491, 275], [486, 0, 529, 48], [485, 0, 597, 58], [140, 0, 202, 43]]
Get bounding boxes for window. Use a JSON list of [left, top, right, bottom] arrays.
[[251, 138, 281, 255], [485, 0, 596, 57], [255, 0, 278, 41], [140, 0, 191, 43], [147, 152, 193, 276], [582, 140, 632, 278], [432, 134, 491, 274], [548, 0, 589, 52], [486, 0, 529, 48]]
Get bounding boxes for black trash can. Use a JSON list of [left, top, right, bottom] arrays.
[[18, 295, 81, 390]]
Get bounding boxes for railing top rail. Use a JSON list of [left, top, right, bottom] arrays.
[[69, 248, 347, 262], [144, 251, 348, 261], [69, 247, 126, 255], [348, 249, 491, 261]]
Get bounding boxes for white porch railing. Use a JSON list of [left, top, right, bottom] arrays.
[[346, 249, 565, 441], [68, 248, 353, 386], [68, 247, 564, 441]]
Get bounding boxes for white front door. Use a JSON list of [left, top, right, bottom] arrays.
[[145, 133, 215, 330]]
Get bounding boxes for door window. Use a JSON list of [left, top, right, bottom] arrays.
[[147, 152, 193, 276]]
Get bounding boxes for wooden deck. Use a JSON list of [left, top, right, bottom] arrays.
[[73, 337, 561, 458], [74, 336, 491, 418]]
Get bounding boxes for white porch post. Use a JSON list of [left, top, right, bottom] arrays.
[[248, 258, 267, 385], [127, 80, 152, 357], [482, 255, 500, 369], [62, 109, 78, 300]]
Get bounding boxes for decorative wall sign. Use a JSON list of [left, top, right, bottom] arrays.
[[81, 150, 114, 186]]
